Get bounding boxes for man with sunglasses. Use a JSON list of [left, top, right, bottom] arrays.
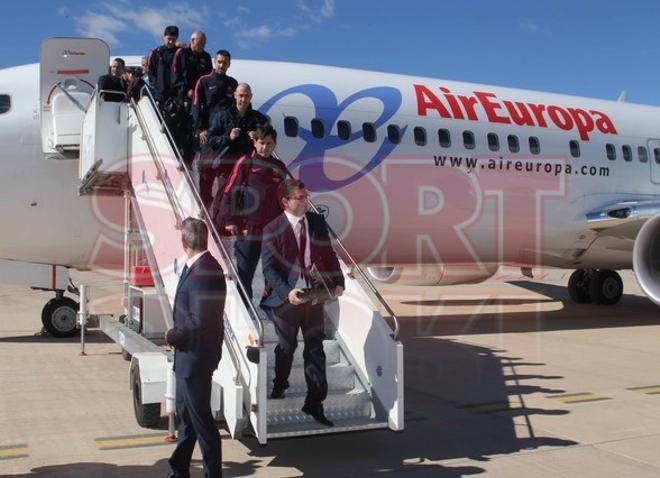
[[260, 178, 344, 427]]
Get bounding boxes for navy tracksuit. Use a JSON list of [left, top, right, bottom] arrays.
[[192, 72, 238, 133]]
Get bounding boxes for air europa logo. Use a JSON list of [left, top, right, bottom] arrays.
[[414, 84, 618, 141]]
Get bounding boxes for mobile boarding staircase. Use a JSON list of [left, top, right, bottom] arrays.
[[40, 38, 403, 443]]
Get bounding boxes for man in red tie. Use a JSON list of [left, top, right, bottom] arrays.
[[260, 179, 344, 427]]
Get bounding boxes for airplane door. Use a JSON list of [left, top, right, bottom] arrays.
[[648, 139, 660, 184], [40, 38, 109, 158]]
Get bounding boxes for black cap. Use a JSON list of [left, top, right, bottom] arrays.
[[164, 25, 179, 37]]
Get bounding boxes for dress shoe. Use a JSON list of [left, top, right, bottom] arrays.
[[270, 386, 285, 399], [301, 403, 334, 427]]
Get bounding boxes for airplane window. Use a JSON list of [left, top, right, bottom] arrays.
[[387, 125, 401, 144], [487, 133, 499, 151], [463, 131, 475, 150], [0, 95, 9, 114], [655, 148, 660, 164], [529, 136, 540, 155], [622, 145, 632, 162], [570, 140, 581, 158], [363, 122, 376, 143], [438, 129, 451, 148], [311, 118, 325, 139], [413, 127, 427, 146], [638, 146, 649, 163], [337, 120, 351, 140], [284, 117, 298, 137], [606, 143, 616, 160], [508, 135, 520, 153]]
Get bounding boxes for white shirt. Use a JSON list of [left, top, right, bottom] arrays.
[[284, 211, 311, 268], [184, 250, 207, 273]]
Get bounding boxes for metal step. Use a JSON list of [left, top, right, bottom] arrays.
[[267, 389, 372, 426], [265, 339, 341, 367], [267, 416, 389, 439], [266, 362, 356, 395]]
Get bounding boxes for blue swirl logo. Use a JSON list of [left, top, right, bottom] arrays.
[[260, 84, 404, 191]]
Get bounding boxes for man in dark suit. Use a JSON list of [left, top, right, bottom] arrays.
[[261, 179, 345, 427], [166, 217, 225, 478]]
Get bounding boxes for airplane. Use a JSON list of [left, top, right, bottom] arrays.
[[2, 37, 660, 339]]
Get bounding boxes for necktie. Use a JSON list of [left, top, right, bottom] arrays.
[[298, 218, 306, 278], [175, 264, 189, 297]]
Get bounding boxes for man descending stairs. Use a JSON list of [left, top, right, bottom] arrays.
[[261, 178, 344, 428]]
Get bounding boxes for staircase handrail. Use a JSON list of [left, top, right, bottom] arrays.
[[135, 86, 266, 347]]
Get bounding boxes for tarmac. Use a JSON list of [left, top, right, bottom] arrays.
[[3, 267, 660, 477]]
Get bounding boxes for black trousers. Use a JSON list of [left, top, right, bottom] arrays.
[[235, 226, 263, 301], [169, 373, 221, 478], [195, 156, 216, 211], [273, 300, 327, 406]]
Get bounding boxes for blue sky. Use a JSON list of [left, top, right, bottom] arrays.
[[3, 0, 660, 105]]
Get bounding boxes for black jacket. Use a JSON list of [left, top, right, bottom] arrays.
[[147, 45, 179, 102], [192, 72, 238, 131], [207, 104, 269, 164], [173, 47, 212, 100], [166, 252, 226, 378], [261, 212, 345, 308], [97, 74, 127, 102]]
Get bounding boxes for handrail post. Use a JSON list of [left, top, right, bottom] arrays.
[[78, 284, 88, 356]]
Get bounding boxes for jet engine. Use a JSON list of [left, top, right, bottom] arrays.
[[366, 263, 498, 286], [632, 213, 660, 305]]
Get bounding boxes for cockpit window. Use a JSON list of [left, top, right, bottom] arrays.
[[0, 95, 10, 114]]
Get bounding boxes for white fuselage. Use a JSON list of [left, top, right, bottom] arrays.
[[1, 58, 658, 271]]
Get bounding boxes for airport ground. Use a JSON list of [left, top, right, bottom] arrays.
[[3, 267, 660, 477]]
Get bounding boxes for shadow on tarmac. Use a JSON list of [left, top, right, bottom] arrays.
[[7, 279, 594, 477], [235, 326, 575, 477], [402, 297, 555, 306], [6, 458, 260, 477], [404, 280, 660, 336], [0, 330, 113, 344]]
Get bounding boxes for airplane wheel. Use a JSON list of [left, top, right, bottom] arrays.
[[568, 269, 591, 303], [589, 270, 623, 305], [132, 363, 161, 428], [41, 297, 79, 337]]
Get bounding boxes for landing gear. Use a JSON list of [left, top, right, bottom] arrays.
[[589, 270, 623, 305], [41, 294, 79, 337], [568, 269, 591, 303], [567, 269, 623, 305]]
